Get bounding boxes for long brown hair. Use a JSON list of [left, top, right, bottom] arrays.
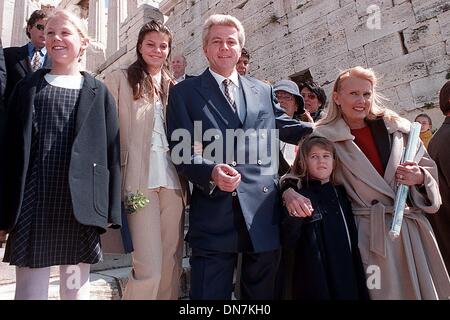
[[291, 135, 337, 184], [127, 20, 173, 100]]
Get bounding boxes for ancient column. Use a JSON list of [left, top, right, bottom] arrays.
[[106, 0, 127, 58], [86, 0, 107, 73], [127, 0, 138, 18], [11, 0, 28, 47]]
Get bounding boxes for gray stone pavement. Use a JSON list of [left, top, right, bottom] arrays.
[[0, 246, 133, 300], [0, 245, 191, 300]]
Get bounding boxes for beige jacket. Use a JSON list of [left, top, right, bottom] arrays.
[[104, 69, 188, 204], [314, 116, 450, 300]]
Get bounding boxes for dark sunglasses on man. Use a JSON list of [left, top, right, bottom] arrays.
[[35, 24, 45, 31]]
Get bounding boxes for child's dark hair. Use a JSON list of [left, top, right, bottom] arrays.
[[291, 135, 337, 184]]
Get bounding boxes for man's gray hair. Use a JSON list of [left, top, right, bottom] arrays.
[[202, 14, 245, 48]]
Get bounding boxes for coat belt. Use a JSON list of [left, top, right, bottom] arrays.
[[353, 203, 421, 258]]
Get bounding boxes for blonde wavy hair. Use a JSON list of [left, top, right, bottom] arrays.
[[316, 66, 399, 127]]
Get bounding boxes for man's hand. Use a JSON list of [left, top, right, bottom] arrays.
[[211, 164, 241, 192], [282, 188, 314, 217]]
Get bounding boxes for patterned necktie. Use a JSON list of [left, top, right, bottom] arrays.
[[31, 48, 41, 71], [222, 79, 237, 113]]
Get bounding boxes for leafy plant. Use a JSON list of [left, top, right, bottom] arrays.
[[422, 102, 435, 109], [124, 191, 150, 214]]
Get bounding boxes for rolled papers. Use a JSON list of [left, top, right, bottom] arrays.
[[389, 122, 422, 240]]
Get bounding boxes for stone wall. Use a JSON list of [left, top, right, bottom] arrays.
[[163, 0, 450, 126]]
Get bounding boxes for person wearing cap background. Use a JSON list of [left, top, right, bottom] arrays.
[[299, 81, 327, 122], [273, 79, 312, 175]]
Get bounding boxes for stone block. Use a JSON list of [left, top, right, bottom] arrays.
[[438, 10, 450, 40], [395, 83, 417, 112], [288, 0, 340, 32], [422, 42, 450, 75], [327, 2, 358, 33], [378, 86, 400, 113], [410, 71, 448, 106], [364, 32, 405, 66], [246, 21, 289, 52], [299, 17, 330, 47], [339, 0, 355, 8], [292, 29, 348, 75], [355, 0, 393, 18], [447, 40, 450, 54], [403, 18, 443, 52], [310, 47, 367, 86], [411, 0, 450, 23], [373, 50, 427, 89], [345, 2, 415, 50]]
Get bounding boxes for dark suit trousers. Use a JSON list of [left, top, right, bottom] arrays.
[[190, 247, 281, 300], [190, 197, 281, 300]]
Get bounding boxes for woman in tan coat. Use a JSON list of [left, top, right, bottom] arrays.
[[104, 21, 186, 300], [283, 66, 450, 299]]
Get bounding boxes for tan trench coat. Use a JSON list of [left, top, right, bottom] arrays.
[[314, 116, 450, 300]]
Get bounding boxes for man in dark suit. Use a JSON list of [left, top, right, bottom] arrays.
[[427, 80, 450, 272], [167, 14, 313, 300], [4, 9, 50, 103]]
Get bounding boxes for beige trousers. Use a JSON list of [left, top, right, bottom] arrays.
[[122, 188, 184, 300]]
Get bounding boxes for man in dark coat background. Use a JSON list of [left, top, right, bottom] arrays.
[[0, 38, 6, 106], [427, 80, 450, 272], [3, 9, 50, 103], [0, 39, 7, 244]]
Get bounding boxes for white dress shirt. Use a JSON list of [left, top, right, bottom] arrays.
[[209, 68, 246, 122]]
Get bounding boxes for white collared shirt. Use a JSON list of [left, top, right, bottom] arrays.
[[209, 68, 244, 120], [176, 74, 186, 83]]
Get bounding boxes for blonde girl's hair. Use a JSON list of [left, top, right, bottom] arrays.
[[44, 8, 90, 62], [202, 14, 245, 48], [290, 135, 338, 185], [316, 66, 400, 127]]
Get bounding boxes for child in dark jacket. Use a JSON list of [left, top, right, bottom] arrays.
[[280, 136, 369, 300]]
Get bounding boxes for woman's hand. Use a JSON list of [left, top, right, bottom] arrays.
[[396, 161, 425, 186], [282, 188, 314, 217]]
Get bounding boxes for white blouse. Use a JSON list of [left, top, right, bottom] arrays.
[[147, 73, 181, 190]]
